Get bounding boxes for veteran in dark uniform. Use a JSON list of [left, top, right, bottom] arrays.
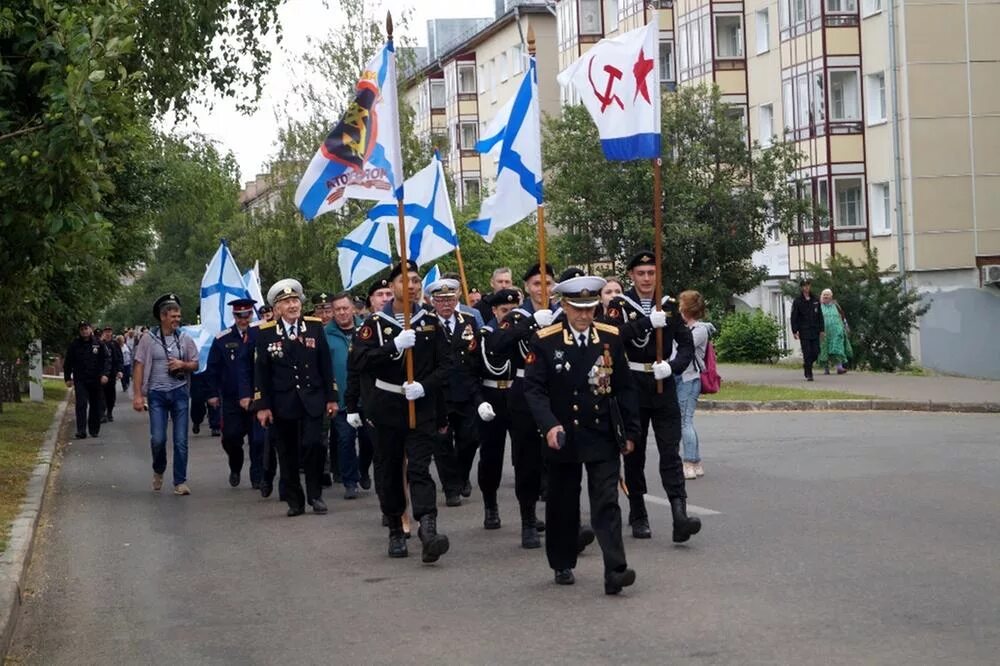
[[524, 275, 640, 595], [253, 279, 339, 517], [602, 251, 701, 543], [64, 320, 111, 439], [206, 298, 264, 489], [352, 260, 453, 563]]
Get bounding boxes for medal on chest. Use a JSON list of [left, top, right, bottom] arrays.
[[268, 340, 284, 358], [587, 345, 614, 395]]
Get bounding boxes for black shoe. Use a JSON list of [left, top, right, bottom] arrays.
[[521, 524, 541, 549], [483, 506, 501, 530], [388, 518, 408, 558], [806, 377, 815, 382], [332, 473, 342, 484], [344, 485, 359, 500], [418, 515, 450, 563], [211, 428, 221, 437], [106, 414, 114, 422], [310, 498, 328, 514], [228, 472, 240, 487], [251, 480, 261, 490], [631, 517, 652, 539], [534, 518, 546, 533], [75, 431, 87, 439], [604, 568, 636, 595], [445, 494, 462, 507], [192, 423, 200, 434], [360, 474, 372, 490], [460, 480, 472, 498], [670, 498, 702, 543], [382, 514, 390, 527], [100, 415, 108, 424], [321, 473, 333, 488], [287, 506, 305, 517], [554, 569, 575, 585], [89, 431, 99, 437], [577, 526, 595, 554], [260, 482, 273, 498]]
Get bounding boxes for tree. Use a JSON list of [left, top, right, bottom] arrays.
[[782, 246, 930, 371], [543, 85, 807, 307]]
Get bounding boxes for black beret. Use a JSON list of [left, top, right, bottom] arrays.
[[311, 292, 335, 305], [522, 262, 555, 282], [367, 276, 391, 297], [626, 251, 656, 271], [388, 260, 419, 282], [558, 266, 585, 282], [489, 288, 520, 307]]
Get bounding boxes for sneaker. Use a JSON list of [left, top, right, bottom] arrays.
[[694, 462, 705, 477], [152, 473, 163, 491], [683, 462, 697, 480], [174, 484, 191, 496]]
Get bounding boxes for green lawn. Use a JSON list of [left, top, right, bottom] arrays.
[[701, 381, 874, 402], [0, 379, 67, 553]]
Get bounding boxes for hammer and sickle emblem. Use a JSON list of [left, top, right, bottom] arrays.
[[587, 56, 624, 113]]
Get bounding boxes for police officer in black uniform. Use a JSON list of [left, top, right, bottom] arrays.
[[352, 260, 453, 563], [603, 251, 701, 543], [524, 275, 640, 595], [253, 279, 339, 517], [99, 325, 123, 422], [790, 278, 825, 381], [206, 298, 264, 489], [64, 321, 111, 439]]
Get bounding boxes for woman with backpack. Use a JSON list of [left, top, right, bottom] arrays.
[[676, 291, 717, 480]]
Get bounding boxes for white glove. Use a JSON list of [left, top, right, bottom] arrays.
[[477, 402, 496, 422], [393, 329, 416, 352], [652, 360, 672, 380], [403, 381, 425, 401], [533, 309, 554, 327], [346, 413, 363, 429], [649, 309, 667, 329]]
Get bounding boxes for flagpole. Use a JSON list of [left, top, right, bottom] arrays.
[[527, 24, 550, 307], [653, 157, 664, 394], [388, 12, 417, 429], [454, 245, 472, 306]]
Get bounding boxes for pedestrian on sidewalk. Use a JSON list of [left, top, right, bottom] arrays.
[[818, 289, 851, 375], [676, 291, 715, 480], [118, 335, 131, 392], [64, 321, 110, 439], [100, 325, 123, 422], [132, 294, 199, 495], [324, 291, 366, 500], [790, 278, 825, 381]]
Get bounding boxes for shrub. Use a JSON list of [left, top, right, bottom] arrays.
[[715, 309, 782, 363]]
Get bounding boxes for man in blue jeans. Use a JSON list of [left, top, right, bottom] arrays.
[[132, 293, 200, 495], [325, 291, 365, 499]]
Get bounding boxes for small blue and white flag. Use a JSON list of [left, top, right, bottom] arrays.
[[181, 324, 216, 374], [336, 218, 393, 290], [196, 240, 249, 372], [367, 153, 457, 266], [557, 18, 661, 160], [422, 264, 441, 294], [294, 41, 404, 221], [242, 261, 264, 321], [469, 57, 543, 242]]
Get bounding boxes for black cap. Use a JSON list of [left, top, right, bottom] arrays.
[[626, 250, 656, 271], [311, 292, 335, 305], [152, 293, 181, 319], [799, 278, 812, 286], [489, 289, 520, 307], [522, 262, 555, 282], [558, 266, 585, 282], [388, 260, 419, 282], [260, 304, 274, 314], [367, 276, 391, 297], [470, 287, 480, 295], [101, 324, 113, 331], [77, 320, 91, 330]]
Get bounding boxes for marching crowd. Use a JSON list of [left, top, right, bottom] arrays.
[[62, 251, 715, 595]]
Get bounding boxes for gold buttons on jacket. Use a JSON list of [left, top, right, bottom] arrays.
[[572, 404, 579, 412], [572, 419, 579, 426]]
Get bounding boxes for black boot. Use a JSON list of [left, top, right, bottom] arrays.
[[629, 497, 651, 538], [520, 504, 541, 549], [483, 505, 501, 530], [417, 514, 450, 563], [577, 526, 595, 554], [604, 567, 636, 595], [388, 516, 408, 558], [670, 497, 702, 543]]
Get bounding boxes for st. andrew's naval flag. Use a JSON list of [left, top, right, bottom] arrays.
[[336, 218, 393, 290]]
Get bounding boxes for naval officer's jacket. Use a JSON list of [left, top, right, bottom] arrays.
[[253, 316, 338, 420]]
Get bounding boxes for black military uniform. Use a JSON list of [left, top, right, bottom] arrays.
[[352, 261, 453, 563], [524, 276, 640, 594], [602, 251, 701, 542], [312, 291, 341, 487], [253, 280, 338, 517], [64, 322, 110, 438], [790, 279, 825, 380], [100, 326, 123, 422]]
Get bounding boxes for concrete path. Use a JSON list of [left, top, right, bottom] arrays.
[[7, 403, 1000, 664], [719, 363, 1000, 405]]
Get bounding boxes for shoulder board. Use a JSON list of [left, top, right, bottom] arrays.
[[215, 329, 230, 339], [537, 323, 563, 339], [259, 321, 277, 330], [304, 316, 322, 322], [594, 322, 620, 336]]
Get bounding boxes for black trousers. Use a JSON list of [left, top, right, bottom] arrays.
[[358, 423, 374, 480], [74, 382, 103, 435], [189, 374, 220, 429], [272, 415, 325, 510], [364, 421, 381, 501], [509, 404, 543, 515], [102, 380, 117, 416], [623, 375, 686, 522], [545, 457, 627, 574], [801, 336, 820, 378], [327, 420, 340, 479], [221, 401, 265, 484], [375, 423, 437, 522], [434, 401, 479, 497], [477, 387, 511, 506]]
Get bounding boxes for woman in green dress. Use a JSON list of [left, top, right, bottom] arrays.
[[818, 288, 851, 374]]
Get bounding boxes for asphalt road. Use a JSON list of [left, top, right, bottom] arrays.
[[7, 399, 1000, 665]]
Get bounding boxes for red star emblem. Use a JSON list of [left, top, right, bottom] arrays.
[[633, 48, 654, 105]]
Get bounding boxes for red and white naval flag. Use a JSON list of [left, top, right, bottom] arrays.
[[557, 18, 661, 161]]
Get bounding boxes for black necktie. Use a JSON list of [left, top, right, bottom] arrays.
[[288, 323, 297, 340], [578, 333, 587, 348], [445, 320, 453, 336]]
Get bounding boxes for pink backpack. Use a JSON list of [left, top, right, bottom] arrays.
[[699, 337, 722, 394]]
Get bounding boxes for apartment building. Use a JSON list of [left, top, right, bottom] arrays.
[[553, 0, 1000, 377], [401, 1, 559, 208]]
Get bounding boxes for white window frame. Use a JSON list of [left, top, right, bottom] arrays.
[[863, 0, 882, 16], [759, 103, 774, 147], [782, 80, 794, 136], [457, 63, 477, 95], [478, 64, 486, 94], [430, 80, 445, 109], [829, 69, 861, 122], [715, 15, 744, 59], [460, 121, 478, 150], [756, 9, 770, 54], [579, 0, 603, 36], [511, 45, 524, 76], [826, 0, 858, 13], [726, 105, 749, 142], [659, 39, 675, 83], [870, 182, 891, 235], [463, 178, 481, 202], [490, 60, 497, 103], [833, 176, 865, 229], [866, 71, 886, 125], [499, 52, 509, 82]]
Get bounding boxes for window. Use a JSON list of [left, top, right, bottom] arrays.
[[458, 64, 476, 94], [756, 9, 770, 54], [580, 0, 603, 35], [478, 64, 486, 94], [715, 16, 743, 59], [463, 178, 481, 202], [863, 0, 882, 16], [499, 52, 509, 82], [826, 0, 857, 12], [870, 182, 891, 234], [659, 40, 675, 82], [511, 45, 524, 75], [817, 179, 830, 228], [460, 121, 478, 149], [829, 70, 861, 121], [834, 177, 864, 228], [726, 105, 748, 141], [490, 60, 497, 102], [430, 80, 445, 108], [782, 80, 793, 135], [759, 103, 774, 147], [866, 72, 886, 124]]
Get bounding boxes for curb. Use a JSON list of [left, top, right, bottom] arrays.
[[0, 393, 69, 659], [698, 399, 1000, 414]]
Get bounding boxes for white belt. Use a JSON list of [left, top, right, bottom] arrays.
[[482, 379, 513, 389], [375, 379, 405, 394], [515, 368, 525, 378], [628, 361, 655, 373]]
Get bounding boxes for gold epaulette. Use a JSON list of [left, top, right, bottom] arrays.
[[258, 321, 277, 329], [594, 322, 620, 336], [304, 316, 322, 322], [537, 323, 563, 339], [215, 329, 229, 339]]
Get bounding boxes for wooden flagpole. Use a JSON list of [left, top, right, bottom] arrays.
[[653, 157, 664, 394], [527, 24, 550, 307], [454, 245, 472, 306]]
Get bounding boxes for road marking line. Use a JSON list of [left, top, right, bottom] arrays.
[[643, 494, 721, 516]]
